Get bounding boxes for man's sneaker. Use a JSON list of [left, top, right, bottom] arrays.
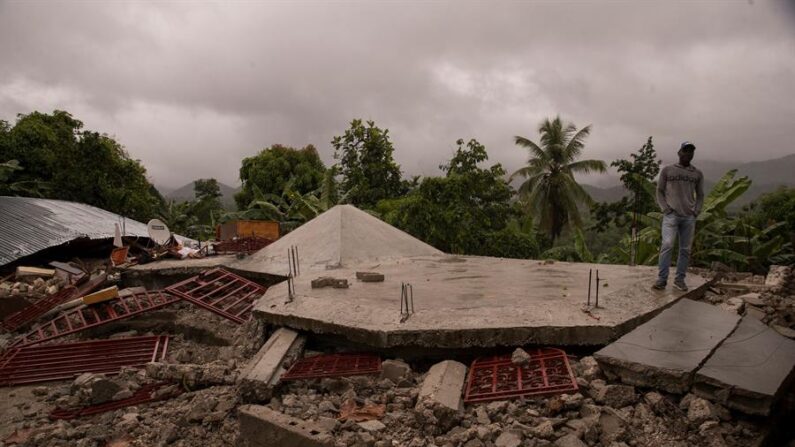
[[652, 281, 666, 290], [673, 281, 688, 292]]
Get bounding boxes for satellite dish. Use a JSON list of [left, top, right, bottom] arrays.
[[147, 219, 172, 245]]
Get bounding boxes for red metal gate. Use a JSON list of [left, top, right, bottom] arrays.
[[281, 353, 382, 381], [165, 268, 267, 324], [0, 335, 169, 387], [464, 348, 578, 403], [9, 290, 179, 348]]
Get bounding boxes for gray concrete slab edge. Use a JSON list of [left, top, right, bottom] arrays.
[[238, 405, 335, 447], [238, 328, 306, 403]]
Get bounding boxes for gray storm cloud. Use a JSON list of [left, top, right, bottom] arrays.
[[1, 1, 794, 188]]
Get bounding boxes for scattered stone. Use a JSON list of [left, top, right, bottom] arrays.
[[146, 362, 237, 387], [531, 420, 554, 439], [381, 359, 412, 382], [591, 383, 636, 408], [357, 420, 387, 432], [511, 348, 531, 365], [737, 292, 764, 307], [555, 433, 588, 447], [494, 430, 522, 447], [687, 397, 718, 426]]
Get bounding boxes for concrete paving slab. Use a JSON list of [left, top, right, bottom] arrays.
[[693, 316, 795, 415], [594, 299, 740, 393], [238, 405, 335, 447], [238, 328, 306, 402], [253, 257, 709, 348]]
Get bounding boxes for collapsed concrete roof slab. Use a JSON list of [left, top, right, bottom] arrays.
[[230, 204, 443, 276], [693, 316, 795, 415], [253, 257, 709, 349], [594, 299, 741, 393]]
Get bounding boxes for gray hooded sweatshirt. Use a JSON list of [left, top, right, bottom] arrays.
[[656, 164, 704, 217]]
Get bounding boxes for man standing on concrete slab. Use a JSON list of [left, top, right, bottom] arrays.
[[653, 142, 704, 291]]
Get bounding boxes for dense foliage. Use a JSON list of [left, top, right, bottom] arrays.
[[377, 139, 539, 258], [332, 119, 406, 209], [0, 111, 163, 221], [235, 144, 326, 210]]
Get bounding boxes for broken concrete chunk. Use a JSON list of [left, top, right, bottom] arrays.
[[238, 405, 335, 447], [594, 299, 740, 393], [590, 383, 636, 408], [693, 316, 795, 416], [238, 328, 305, 403], [310, 277, 349, 289], [765, 265, 791, 289], [494, 430, 522, 447], [356, 271, 385, 282], [357, 420, 386, 432], [415, 360, 467, 431], [380, 359, 411, 383], [554, 434, 588, 447], [16, 266, 56, 279], [737, 292, 764, 307], [718, 297, 744, 315], [146, 362, 236, 387], [511, 348, 531, 365]]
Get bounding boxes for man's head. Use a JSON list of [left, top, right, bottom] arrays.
[[678, 141, 696, 166]]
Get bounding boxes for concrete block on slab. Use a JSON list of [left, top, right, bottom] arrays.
[[238, 405, 335, 447], [693, 316, 795, 416], [238, 328, 305, 403], [416, 360, 467, 431], [594, 299, 740, 393]]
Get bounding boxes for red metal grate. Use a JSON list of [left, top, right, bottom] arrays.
[[1, 274, 106, 333], [463, 348, 578, 404], [8, 290, 179, 348], [0, 335, 169, 387], [165, 268, 267, 324], [50, 382, 181, 420], [213, 236, 273, 254], [281, 353, 382, 381], [1, 286, 78, 333]]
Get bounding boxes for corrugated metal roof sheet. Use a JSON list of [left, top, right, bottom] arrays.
[[0, 196, 194, 266]]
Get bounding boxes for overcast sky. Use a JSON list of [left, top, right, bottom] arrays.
[[1, 1, 794, 189]]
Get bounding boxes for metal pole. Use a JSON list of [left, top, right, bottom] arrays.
[[587, 269, 592, 306], [595, 270, 600, 308]]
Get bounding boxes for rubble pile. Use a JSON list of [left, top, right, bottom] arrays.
[[704, 265, 795, 339], [255, 357, 762, 447]]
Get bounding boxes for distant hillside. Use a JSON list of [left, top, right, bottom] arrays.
[[583, 154, 795, 207], [162, 181, 240, 210]]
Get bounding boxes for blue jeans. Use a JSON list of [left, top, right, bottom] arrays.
[[657, 213, 696, 284]]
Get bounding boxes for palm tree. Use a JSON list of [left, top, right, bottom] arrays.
[[510, 116, 606, 242]]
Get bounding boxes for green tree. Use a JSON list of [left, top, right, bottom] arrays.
[[511, 116, 607, 243], [377, 139, 538, 258], [591, 136, 661, 232], [192, 178, 223, 224], [235, 144, 326, 210], [332, 119, 405, 209], [0, 110, 163, 221]]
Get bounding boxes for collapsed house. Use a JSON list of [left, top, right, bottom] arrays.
[[1, 203, 794, 447]]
